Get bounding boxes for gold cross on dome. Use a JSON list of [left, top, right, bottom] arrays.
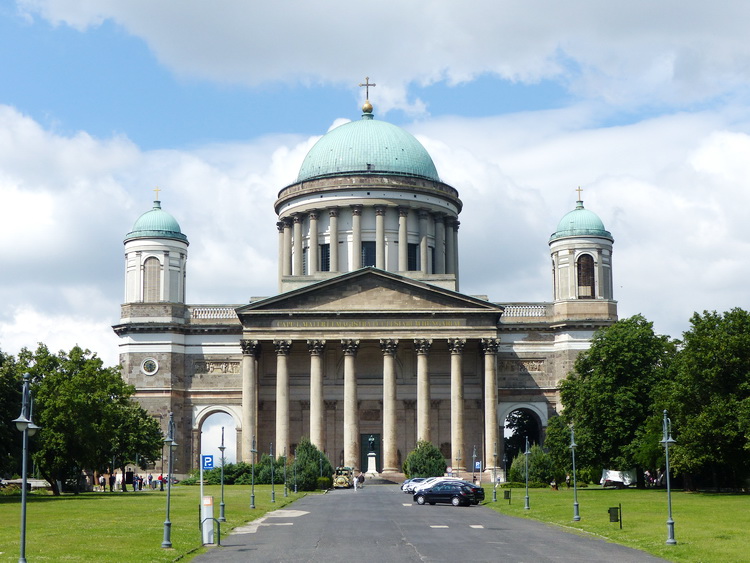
[[359, 76, 376, 99], [154, 186, 161, 200], [576, 186, 583, 201]]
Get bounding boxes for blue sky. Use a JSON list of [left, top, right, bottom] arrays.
[[2, 1, 750, 426]]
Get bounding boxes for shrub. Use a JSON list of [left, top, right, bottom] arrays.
[[317, 476, 332, 490], [403, 440, 447, 478]]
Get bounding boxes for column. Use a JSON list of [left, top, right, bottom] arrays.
[[445, 217, 455, 275], [342, 339, 360, 469], [293, 213, 303, 275], [414, 338, 432, 442], [329, 208, 339, 273], [274, 340, 292, 459], [375, 206, 386, 269], [308, 211, 319, 275], [398, 207, 408, 271], [434, 214, 446, 274], [240, 339, 260, 463], [282, 219, 292, 277], [482, 338, 500, 473], [380, 339, 399, 472], [308, 340, 326, 450], [419, 209, 429, 274], [351, 205, 363, 270], [448, 338, 466, 471], [276, 221, 285, 291]]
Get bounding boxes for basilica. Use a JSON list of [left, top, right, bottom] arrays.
[[113, 98, 617, 478]]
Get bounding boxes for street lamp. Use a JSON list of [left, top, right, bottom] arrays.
[[471, 445, 477, 483], [13, 372, 40, 563], [570, 425, 580, 521], [161, 412, 178, 548], [661, 410, 677, 545], [218, 427, 226, 523], [492, 442, 498, 502], [455, 450, 462, 480], [250, 435, 257, 509], [283, 447, 289, 497], [270, 442, 276, 503], [293, 448, 298, 494], [524, 436, 530, 510]]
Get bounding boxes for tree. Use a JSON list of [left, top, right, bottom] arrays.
[[507, 444, 555, 484], [109, 402, 163, 489], [11, 344, 161, 494], [503, 409, 541, 467], [0, 350, 23, 477], [403, 440, 446, 478], [289, 438, 332, 491], [664, 309, 750, 490], [558, 315, 675, 481]]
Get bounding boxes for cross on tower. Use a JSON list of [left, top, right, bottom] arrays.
[[359, 76, 376, 99], [576, 186, 583, 201], [154, 186, 161, 200]]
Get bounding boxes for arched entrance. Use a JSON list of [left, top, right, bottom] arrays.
[[497, 402, 549, 475], [194, 407, 241, 467]]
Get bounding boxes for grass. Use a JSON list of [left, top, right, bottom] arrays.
[[0, 484, 304, 562], [482, 484, 749, 562]]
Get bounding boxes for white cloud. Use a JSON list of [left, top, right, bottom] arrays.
[[16, 1, 750, 112]]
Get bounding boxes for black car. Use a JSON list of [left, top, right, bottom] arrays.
[[413, 482, 476, 507], [456, 480, 485, 504]]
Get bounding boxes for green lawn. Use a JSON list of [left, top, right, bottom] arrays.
[[483, 485, 749, 563], [0, 484, 303, 562]]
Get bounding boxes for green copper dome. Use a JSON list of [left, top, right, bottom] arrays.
[[550, 200, 613, 242], [297, 107, 440, 182], [125, 200, 188, 243]]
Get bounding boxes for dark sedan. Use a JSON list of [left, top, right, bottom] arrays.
[[413, 482, 476, 507], [456, 480, 485, 504]]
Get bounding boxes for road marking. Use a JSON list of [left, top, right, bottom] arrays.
[[470, 525, 484, 529], [403, 503, 412, 506], [430, 525, 450, 529], [267, 510, 309, 518]]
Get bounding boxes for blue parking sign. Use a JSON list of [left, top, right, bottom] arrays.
[[202, 455, 214, 470]]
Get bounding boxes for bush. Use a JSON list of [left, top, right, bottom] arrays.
[[507, 444, 556, 484], [317, 476, 332, 490], [403, 440, 447, 478], [291, 439, 333, 491]]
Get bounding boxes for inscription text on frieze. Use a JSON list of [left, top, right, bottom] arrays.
[[273, 318, 465, 329]]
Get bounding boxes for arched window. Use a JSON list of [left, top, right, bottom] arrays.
[[143, 257, 161, 302], [577, 254, 595, 299]]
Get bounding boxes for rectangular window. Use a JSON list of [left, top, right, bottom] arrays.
[[408, 243, 420, 271], [362, 241, 376, 267], [302, 247, 308, 275], [320, 244, 330, 272]]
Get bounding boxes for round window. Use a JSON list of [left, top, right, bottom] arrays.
[[141, 358, 158, 376]]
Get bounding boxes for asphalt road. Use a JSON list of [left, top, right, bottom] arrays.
[[194, 484, 669, 563]]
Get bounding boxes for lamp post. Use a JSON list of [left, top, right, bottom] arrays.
[[455, 451, 462, 480], [13, 372, 40, 563], [472, 445, 477, 483], [270, 442, 276, 503], [570, 425, 580, 521], [293, 448, 298, 494], [319, 452, 323, 477], [283, 447, 288, 498], [218, 426, 226, 522], [524, 436, 530, 510], [161, 412, 177, 548], [250, 436, 257, 509], [492, 442, 498, 502], [661, 410, 677, 545]]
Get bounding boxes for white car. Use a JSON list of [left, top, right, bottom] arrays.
[[412, 476, 464, 493]]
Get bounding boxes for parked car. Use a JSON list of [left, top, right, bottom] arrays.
[[412, 476, 465, 494], [401, 477, 427, 492], [455, 480, 485, 504], [413, 482, 476, 507]]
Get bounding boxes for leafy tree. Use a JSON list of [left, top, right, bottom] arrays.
[[558, 315, 675, 482], [507, 444, 555, 484], [0, 351, 22, 477], [403, 440, 446, 478], [503, 409, 540, 467], [10, 344, 162, 494], [289, 438, 332, 491], [664, 309, 750, 490]]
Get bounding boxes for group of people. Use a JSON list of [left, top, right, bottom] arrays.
[[96, 472, 167, 492]]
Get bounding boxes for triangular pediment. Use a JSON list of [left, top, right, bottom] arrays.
[[236, 268, 503, 316]]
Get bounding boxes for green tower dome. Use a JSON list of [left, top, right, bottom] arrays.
[[296, 105, 440, 182], [125, 200, 188, 243], [550, 200, 613, 242]]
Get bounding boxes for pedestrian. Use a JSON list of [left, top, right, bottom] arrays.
[[353, 472, 358, 491], [565, 473, 571, 489], [358, 472, 365, 489], [109, 472, 116, 492], [99, 474, 106, 492], [159, 473, 164, 491], [148, 473, 153, 489]]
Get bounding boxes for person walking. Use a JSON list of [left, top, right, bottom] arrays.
[[109, 472, 116, 492]]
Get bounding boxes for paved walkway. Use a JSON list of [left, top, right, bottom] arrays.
[[194, 484, 669, 563]]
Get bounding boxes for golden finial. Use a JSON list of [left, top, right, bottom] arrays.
[[359, 76, 376, 113], [576, 186, 583, 201], [154, 186, 161, 201]]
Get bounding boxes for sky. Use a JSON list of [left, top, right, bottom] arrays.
[[2, 1, 750, 392]]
